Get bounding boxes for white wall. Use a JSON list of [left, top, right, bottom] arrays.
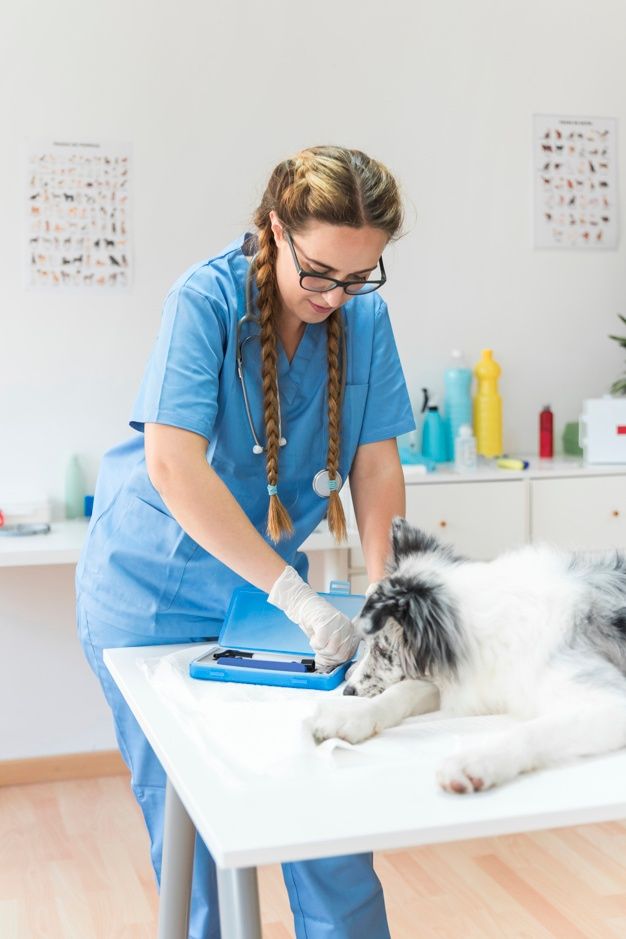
[[2, 0, 626, 758]]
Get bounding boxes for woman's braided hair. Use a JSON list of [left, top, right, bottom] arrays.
[[252, 146, 403, 542]]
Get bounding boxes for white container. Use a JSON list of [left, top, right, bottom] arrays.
[[454, 424, 477, 473], [0, 499, 52, 526], [65, 454, 86, 519], [579, 397, 626, 464]]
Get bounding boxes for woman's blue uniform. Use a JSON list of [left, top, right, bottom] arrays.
[[76, 233, 415, 938]]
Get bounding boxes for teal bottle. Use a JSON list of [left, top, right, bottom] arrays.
[[444, 350, 473, 457], [420, 388, 450, 463]]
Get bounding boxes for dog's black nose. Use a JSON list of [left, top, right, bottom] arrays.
[[343, 684, 357, 696]]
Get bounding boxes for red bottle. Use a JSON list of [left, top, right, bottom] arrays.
[[539, 405, 554, 458]]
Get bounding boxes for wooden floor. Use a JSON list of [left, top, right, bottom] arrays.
[[2, 774, 626, 938]]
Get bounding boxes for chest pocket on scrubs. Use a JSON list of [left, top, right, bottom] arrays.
[[339, 383, 369, 478], [87, 495, 198, 617]]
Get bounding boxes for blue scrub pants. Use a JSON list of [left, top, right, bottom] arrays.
[[77, 602, 391, 939]]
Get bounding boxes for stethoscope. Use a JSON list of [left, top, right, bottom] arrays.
[[236, 263, 347, 498]]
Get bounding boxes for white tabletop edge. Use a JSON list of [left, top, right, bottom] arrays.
[[104, 645, 626, 870], [219, 799, 626, 869]]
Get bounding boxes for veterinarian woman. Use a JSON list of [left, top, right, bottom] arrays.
[[76, 145, 415, 939]]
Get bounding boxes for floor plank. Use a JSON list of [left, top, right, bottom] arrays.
[[1, 775, 624, 937]]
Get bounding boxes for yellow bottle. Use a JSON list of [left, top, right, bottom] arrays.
[[473, 349, 503, 457]]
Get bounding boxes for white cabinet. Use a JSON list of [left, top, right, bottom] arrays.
[[404, 480, 527, 559], [347, 460, 626, 587], [531, 475, 626, 551]]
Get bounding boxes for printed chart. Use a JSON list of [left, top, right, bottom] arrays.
[[26, 139, 131, 288], [533, 115, 618, 249]]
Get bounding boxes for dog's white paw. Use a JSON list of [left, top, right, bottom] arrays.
[[436, 748, 511, 794], [310, 699, 379, 745]]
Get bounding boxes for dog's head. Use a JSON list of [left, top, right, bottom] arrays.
[[343, 518, 464, 698]]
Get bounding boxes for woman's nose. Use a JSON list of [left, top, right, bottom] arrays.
[[320, 284, 347, 305]]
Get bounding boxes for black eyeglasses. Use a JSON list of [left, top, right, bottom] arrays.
[[284, 229, 386, 296]]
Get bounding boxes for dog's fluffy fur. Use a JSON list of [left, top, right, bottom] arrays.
[[311, 517, 626, 793]]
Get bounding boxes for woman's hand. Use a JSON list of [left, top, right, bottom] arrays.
[[268, 566, 359, 671]]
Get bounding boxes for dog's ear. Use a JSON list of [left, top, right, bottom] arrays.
[[360, 577, 437, 636], [362, 576, 462, 678], [359, 582, 410, 636], [387, 517, 464, 573], [388, 517, 442, 569]]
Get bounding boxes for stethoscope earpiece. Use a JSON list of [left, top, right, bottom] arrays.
[[252, 439, 286, 454]]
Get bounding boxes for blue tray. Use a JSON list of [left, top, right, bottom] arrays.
[[189, 585, 364, 690]]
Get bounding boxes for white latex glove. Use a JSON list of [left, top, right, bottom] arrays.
[[268, 566, 359, 672]]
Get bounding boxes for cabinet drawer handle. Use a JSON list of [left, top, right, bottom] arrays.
[[612, 510, 620, 518], [439, 520, 448, 528]]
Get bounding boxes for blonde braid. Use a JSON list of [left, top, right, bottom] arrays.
[[255, 221, 294, 542], [326, 310, 347, 542], [252, 146, 404, 544]]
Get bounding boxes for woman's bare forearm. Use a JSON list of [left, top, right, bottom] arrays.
[[349, 438, 406, 582], [145, 423, 287, 591]]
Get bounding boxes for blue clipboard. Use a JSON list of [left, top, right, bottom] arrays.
[[189, 585, 364, 691]]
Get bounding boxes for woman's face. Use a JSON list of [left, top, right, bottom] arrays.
[[269, 213, 388, 332]]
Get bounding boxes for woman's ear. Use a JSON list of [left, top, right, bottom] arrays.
[[269, 211, 285, 244]]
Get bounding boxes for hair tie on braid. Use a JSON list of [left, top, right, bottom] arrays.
[[327, 479, 338, 492], [267, 484, 278, 496]]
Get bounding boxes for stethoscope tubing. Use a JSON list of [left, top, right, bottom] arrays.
[[236, 261, 347, 497], [237, 333, 285, 453]]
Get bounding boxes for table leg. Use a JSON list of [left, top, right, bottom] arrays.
[[217, 867, 262, 939], [158, 777, 196, 939]]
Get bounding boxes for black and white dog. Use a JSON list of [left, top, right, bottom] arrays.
[[312, 517, 626, 793]]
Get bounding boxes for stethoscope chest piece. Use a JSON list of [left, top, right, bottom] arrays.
[[312, 469, 343, 498]]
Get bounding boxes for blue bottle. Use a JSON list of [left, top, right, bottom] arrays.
[[444, 350, 473, 457], [421, 388, 450, 463]]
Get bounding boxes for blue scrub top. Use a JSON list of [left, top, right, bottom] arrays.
[[76, 234, 415, 637]]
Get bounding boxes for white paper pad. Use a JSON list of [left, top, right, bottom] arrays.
[[141, 645, 516, 786]]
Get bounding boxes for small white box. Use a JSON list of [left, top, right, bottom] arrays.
[[580, 397, 626, 464], [0, 499, 52, 526]]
